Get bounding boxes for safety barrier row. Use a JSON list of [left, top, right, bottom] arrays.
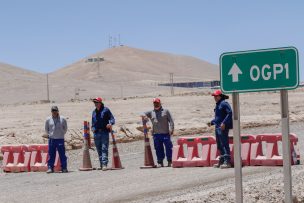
[[172, 133, 300, 168], [1, 144, 61, 173], [250, 133, 300, 166]]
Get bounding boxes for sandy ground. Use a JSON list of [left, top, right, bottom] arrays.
[[1, 88, 304, 148], [1, 89, 304, 202], [0, 123, 303, 203]]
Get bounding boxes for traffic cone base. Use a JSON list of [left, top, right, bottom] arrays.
[[110, 167, 125, 170], [79, 122, 95, 172], [110, 131, 124, 170], [79, 167, 94, 171], [140, 137, 157, 169], [140, 165, 157, 169], [79, 148, 95, 171]]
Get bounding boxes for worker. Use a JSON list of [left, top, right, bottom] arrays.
[[142, 98, 174, 167], [208, 90, 233, 169], [91, 97, 115, 171], [45, 106, 68, 173]]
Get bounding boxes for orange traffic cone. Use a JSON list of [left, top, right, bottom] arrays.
[[140, 118, 156, 169], [79, 121, 94, 171], [110, 130, 124, 170]]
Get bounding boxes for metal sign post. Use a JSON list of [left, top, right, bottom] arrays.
[[280, 90, 292, 203], [232, 92, 243, 203], [220, 47, 299, 203]]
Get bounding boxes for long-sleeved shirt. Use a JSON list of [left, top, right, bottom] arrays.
[[91, 106, 115, 132], [211, 99, 233, 129], [144, 107, 174, 135], [45, 116, 68, 139]]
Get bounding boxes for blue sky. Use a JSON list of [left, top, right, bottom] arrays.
[[0, 1, 303, 79]]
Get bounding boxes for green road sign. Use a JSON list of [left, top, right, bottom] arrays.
[[220, 47, 299, 93]]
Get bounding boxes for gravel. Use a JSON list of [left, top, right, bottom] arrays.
[[0, 122, 303, 203]]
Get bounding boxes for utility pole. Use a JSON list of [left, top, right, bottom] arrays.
[[74, 88, 80, 101], [169, 73, 174, 96], [46, 73, 50, 101], [97, 59, 101, 76], [86, 57, 104, 78], [109, 36, 112, 48]]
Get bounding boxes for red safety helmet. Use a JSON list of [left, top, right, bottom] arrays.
[[153, 98, 161, 103], [211, 90, 222, 96], [93, 97, 102, 103]]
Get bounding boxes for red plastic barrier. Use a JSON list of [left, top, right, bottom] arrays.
[[250, 133, 300, 166], [29, 144, 61, 172], [172, 136, 215, 167], [195, 136, 216, 166], [1, 145, 31, 172], [210, 143, 221, 167], [210, 134, 255, 167], [29, 144, 48, 172], [229, 135, 256, 166], [172, 137, 197, 167]]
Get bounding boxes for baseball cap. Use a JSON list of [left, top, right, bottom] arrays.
[[51, 106, 59, 112], [93, 97, 102, 103], [153, 98, 161, 103], [211, 90, 222, 96]]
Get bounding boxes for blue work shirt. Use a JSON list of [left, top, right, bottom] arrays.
[[91, 106, 115, 133], [211, 99, 233, 129]]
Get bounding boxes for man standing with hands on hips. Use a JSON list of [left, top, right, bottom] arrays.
[[45, 106, 68, 173], [142, 98, 174, 167], [91, 97, 115, 171]]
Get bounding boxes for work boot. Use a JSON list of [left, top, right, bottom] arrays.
[[167, 161, 172, 167], [220, 162, 232, 169], [214, 157, 224, 168], [213, 162, 221, 168], [46, 168, 54, 174], [157, 161, 164, 167], [62, 169, 68, 173], [102, 165, 108, 171]]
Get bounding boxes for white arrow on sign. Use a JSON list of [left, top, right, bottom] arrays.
[[228, 63, 243, 82]]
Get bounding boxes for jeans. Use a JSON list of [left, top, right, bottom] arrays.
[[215, 127, 231, 164], [153, 134, 173, 163], [48, 138, 67, 170], [94, 131, 110, 166]]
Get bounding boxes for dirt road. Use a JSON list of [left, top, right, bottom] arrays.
[[0, 123, 303, 203]]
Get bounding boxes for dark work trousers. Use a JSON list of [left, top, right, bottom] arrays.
[[215, 127, 231, 164], [48, 138, 67, 170], [153, 133, 173, 163], [94, 130, 110, 167]]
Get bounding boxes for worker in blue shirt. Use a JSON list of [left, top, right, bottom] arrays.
[[91, 97, 115, 171], [208, 90, 233, 169]]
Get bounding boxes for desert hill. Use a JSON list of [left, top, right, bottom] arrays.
[[0, 46, 219, 104], [0, 62, 46, 104], [51, 46, 219, 83]]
